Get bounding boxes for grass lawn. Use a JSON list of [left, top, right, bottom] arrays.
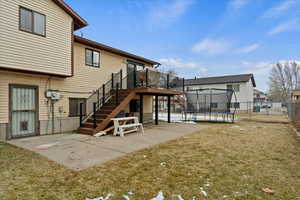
[[1, 116, 300, 199]]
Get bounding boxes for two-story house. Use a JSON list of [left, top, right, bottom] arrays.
[[184, 74, 256, 111], [0, 0, 181, 140]]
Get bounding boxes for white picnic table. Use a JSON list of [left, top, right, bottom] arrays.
[[111, 117, 144, 137]]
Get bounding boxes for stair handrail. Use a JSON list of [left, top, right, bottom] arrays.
[[80, 70, 122, 125]]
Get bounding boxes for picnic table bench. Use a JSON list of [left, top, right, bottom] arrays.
[[111, 117, 144, 137]]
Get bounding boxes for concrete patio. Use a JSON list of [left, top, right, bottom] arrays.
[[8, 123, 206, 171]]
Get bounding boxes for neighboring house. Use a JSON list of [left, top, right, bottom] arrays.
[[0, 0, 181, 140], [253, 89, 267, 105], [184, 74, 256, 111], [291, 89, 300, 102]]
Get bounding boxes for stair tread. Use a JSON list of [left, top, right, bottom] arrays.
[[78, 91, 134, 134]]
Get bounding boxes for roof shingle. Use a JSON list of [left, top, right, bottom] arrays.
[[185, 74, 256, 87]]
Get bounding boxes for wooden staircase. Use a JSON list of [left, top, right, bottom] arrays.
[[78, 89, 136, 135]]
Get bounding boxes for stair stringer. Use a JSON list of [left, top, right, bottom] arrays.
[[92, 91, 136, 134]]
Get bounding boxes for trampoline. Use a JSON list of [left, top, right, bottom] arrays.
[[184, 88, 237, 123]]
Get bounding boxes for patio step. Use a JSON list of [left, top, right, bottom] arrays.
[[78, 127, 94, 135]]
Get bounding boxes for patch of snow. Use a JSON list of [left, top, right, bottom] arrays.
[[160, 162, 166, 167], [183, 121, 197, 124], [150, 191, 164, 200], [155, 113, 233, 123], [123, 195, 131, 200], [86, 193, 112, 200], [200, 187, 207, 197]]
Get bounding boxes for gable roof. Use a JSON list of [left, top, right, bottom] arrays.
[[74, 35, 160, 66], [185, 74, 256, 87], [52, 0, 88, 30]]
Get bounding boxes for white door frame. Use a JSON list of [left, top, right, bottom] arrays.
[[9, 84, 39, 139]]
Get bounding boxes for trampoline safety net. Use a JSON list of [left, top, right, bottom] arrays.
[[185, 88, 234, 113], [183, 88, 237, 122]]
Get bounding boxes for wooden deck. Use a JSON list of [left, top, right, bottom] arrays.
[[129, 88, 183, 96]]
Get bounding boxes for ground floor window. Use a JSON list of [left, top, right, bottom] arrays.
[[230, 102, 240, 108], [69, 98, 87, 117]]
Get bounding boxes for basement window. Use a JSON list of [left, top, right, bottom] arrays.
[[85, 49, 100, 67], [69, 98, 87, 117], [19, 7, 46, 36]]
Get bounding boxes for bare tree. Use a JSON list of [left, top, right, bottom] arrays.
[[166, 69, 177, 77], [268, 61, 300, 101]]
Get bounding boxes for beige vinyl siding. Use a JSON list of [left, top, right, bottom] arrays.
[[0, 70, 65, 123], [0, 43, 154, 124], [0, 0, 72, 76], [61, 43, 128, 93], [62, 43, 153, 94]]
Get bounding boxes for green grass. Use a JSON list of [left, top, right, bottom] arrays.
[[0, 118, 300, 199]]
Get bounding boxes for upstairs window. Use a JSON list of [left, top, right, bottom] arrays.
[[86, 49, 100, 67], [227, 84, 240, 92], [20, 7, 46, 36]]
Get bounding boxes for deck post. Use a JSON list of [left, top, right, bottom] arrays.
[[167, 95, 171, 123], [79, 103, 83, 127], [93, 102, 97, 129], [155, 95, 159, 125], [140, 94, 143, 123]]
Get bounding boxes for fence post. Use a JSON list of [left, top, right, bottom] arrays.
[[167, 96, 171, 123], [102, 84, 105, 104], [116, 83, 119, 106], [120, 69, 123, 89], [167, 74, 170, 89], [93, 102, 97, 129], [79, 103, 83, 127], [146, 68, 149, 88], [182, 78, 185, 92]]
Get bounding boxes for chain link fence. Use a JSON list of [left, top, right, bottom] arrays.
[[287, 102, 300, 128], [155, 97, 288, 122]]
